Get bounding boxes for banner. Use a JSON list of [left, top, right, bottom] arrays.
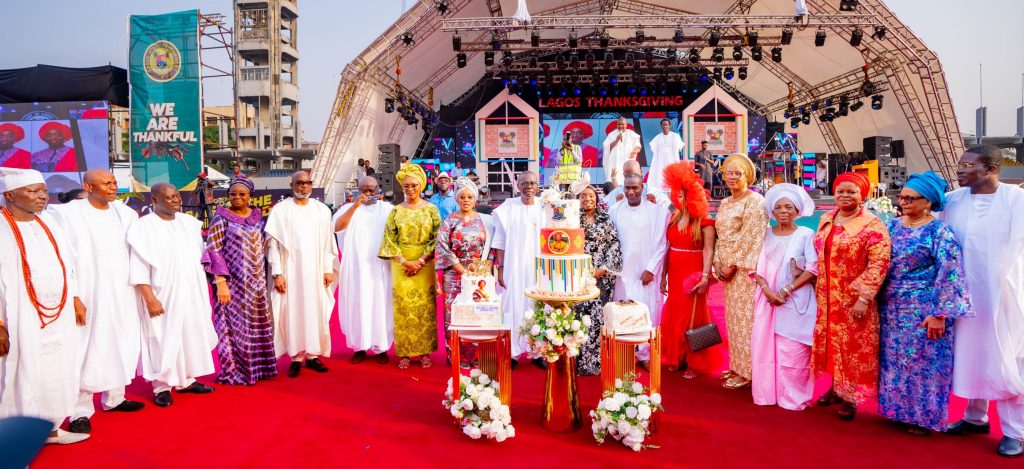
[[129, 10, 202, 189]]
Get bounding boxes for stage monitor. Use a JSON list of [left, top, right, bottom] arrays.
[[0, 101, 111, 193]]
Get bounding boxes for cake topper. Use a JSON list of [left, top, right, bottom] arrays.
[[465, 259, 493, 276]]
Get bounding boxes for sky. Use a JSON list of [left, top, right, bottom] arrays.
[[1, 0, 1022, 140]]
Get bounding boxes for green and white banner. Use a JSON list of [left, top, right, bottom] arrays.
[[129, 9, 202, 190]]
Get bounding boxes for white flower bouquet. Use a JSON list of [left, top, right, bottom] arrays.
[[590, 374, 663, 451], [443, 369, 516, 442], [519, 302, 591, 363], [864, 194, 897, 216]]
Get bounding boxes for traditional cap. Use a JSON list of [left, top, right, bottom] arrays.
[[38, 122, 72, 141], [833, 172, 871, 200], [0, 167, 45, 193], [564, 121, 593, 138], [453, 176, 478, 200], [229, 174, 255, 194], [904, 170, 948, 211], [722, 153, 756, 186], [0, 123, 25, 141], [764, 183, 815, 221]]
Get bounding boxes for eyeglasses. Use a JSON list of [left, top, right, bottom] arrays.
[[518, 181, 538, 187], [294, 181, 313, 186], [722, 171, 745, 177], [896, 195, 926, 204]]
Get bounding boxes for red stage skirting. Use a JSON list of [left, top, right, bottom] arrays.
[[33, 285, 1013, 467]]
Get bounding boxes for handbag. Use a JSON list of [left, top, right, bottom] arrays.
[[685, 292, 722, 352]]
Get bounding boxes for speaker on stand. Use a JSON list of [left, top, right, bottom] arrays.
[[377, 143, 402, 204]]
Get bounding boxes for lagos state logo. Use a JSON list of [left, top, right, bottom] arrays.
[[143, 40, 182, 82]]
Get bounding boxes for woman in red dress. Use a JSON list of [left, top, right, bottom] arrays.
[[660, 161, 720, 379]]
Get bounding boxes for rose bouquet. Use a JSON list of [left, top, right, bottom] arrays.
[[519, 302, 591, 363], [864, 194, 897, 216], [590, 374, 663, 451], [443, 369, 516, 442]]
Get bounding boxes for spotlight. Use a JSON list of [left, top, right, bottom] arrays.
[[802, 114, 810, 125], [531, 31, 540, 48], [456, 53, 467, 68], [839, 103, 849, 117], [771, 47, 783, 62], [484, 52, 494, 66], [861, 80, 877, 95], [384, 97, 395, 113], [529, 57, 538, 69], [709, 29, 721, 46], [667, 47, 678, 63], [501, 77, 509, 87], [659, 82, 668, 95], [639, 85, 648, 96], [568, 31, 578, 49], [628, 84, 637, 95], [790, 117, 800, 129], [738, 66, 747, 80], [452, 35, 461, 52], [824, 107, 836, 121], [840, 0, 859, 12], [401, 33, 415, 46], [573, 83, 581, 96], [604, 52, 614, 66], [810, 102, 819, 112], [502, 51, 514, 66], [825, 98, 833, 107], [635, 29, 645, 43], [599, 34, 610, 48], [688, 48, 701, 63], [815, 30, 826, 47], [591, 72, 600, 84], [724, 67, 734, 80], [435, 0, 450, 15], [559, 85, 568, 97], [850, 28, 863, 47], [781, 28, 793, 45], [850, 100, 864, 112], [871, 94, 884, 109], [750, 46, 763, 61], [569, 53, 580, 69], [644, 49, 655, 67], [491, 37, 501, 51], [625, 52, 636, 65], [556, 54, 566, 69], [586, 52, 596, 69], [699, 69, 709, 81], [713, 67, 722, 80], [673, 28, 685, 44], [712, 47, 724, 62], [600, 85, 608, 96], [609, 74, 618, 85], [873, 26, 888, 39], [732, 46, 743, 61]]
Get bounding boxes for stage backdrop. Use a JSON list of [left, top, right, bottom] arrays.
[[129, 9, 202, 190], [0, 101, 110, 193]]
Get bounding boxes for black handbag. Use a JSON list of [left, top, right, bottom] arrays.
[[685, 296, 722, 352]]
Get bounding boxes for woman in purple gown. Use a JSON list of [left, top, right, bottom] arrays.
[[204, 176, 278, 385]]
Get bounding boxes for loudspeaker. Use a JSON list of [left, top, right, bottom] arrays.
[[826, 153, 848, 193], [891, 140, 905, 160], [878, 164, 908, 187], [863, 136, 892, 163], [377, 163, 397, 175], [378, 143, 400, 165]]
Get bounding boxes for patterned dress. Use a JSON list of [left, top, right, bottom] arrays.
[[714, 192, 769, 379], [379, 203, 442, 357], [878, 219, 973, 430], [574, 208, 622, 376], [204, 207, 278, 385], [813, 209, 892, 403], [435, 213, 488, 366]]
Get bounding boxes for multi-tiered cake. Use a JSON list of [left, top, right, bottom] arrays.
[[451, 260, 503, 327], [530, 189, 598, 299]]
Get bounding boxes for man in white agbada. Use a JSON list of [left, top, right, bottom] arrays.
[[939, 146, 1024, 458], [602, 159, 670, 208], [646, 118, 685, 192], [602, 116, 642, 186], [610, 174, 670, 368], [334, 176, 393, 364], [0, 168, 88, 445], [49, 169, 145, 435], [491, 171, 542, 367], [266, 171, 338, 378], [128, 183, 217, 407]]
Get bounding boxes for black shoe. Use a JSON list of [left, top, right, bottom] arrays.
[[178, 382, 215, 394], [350, 351, 367, 364], [510, 359, 519, 370], [68, 417, 91, 434], [947, 419, 991, 435], [998, 437, 1024, 457], [532, 358, 548, 370], [154, 391, 173, 407], [305, 357, 329, 373], [107, 400, 145, 412], [288, 361, 302, 378]]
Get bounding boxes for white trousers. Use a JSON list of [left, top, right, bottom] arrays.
[[71, 387, 127, 420], [964, 398, 1024, 440], [152, 378, 195, 395]]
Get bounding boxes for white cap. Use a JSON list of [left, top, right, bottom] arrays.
[[436, 171, 451, 180], [0, 168, 45, 193]]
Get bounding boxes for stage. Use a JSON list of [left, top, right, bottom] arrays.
[[33, 285, 1013, 468]]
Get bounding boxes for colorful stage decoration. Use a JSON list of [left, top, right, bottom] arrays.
[[129, 9, 203, 190], [682, 84, 749, 156], [590, 374, 663, 452], [444, 369, 516, 442]]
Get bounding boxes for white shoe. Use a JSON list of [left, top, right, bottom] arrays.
[[46, 429, 90, 445]]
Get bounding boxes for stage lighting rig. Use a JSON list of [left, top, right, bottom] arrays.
[[724, 67, 735, 80], [732, 46, 743, 61], [815, 30, 826, 47], [713, 67, 722, 81], [484, 51, 494, 66], [529, 57, 538, 68], [781, 28, 793, 45], [673, 28, 685, 44], [585, 52, 596, 68], [491, 36, 501, 51], [712, 47, 724, 62], [435, 0, 450, 15], [688, 48, 701, 64], [502, 51, 514, 66], [568, 30, 578, 49], [790, 117, 800, 129], [625, 52, 636, 65], [750, 46, 763, 61], [635, 29, 645, 43], [802, 114, 811, 125], [738, 67, 748, 80], [384, 98, 395, 113], [771, 47, 783, 63], [850, 100, 864, 112], [824, 107, 836, 121], [644, 49, 655, 67], [401, 33, 415, 46], [871, 95, 884, 109], [839, 0, 859, 12], [745, 31, 758, 46], [452, 35, 461, 52], [667, 47, 678, 63], [531, 31, 540, 48], [850, 28, 863, 47], [609, 74, 618, 85], [604, 52, 614, 66], [456, 53, 467, 68], [873, 26, 888, 39], [709, 29, 721, 46], [599, 33, 610, 48]]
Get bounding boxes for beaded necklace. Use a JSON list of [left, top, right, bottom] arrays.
[[2, 208, 68, 328]]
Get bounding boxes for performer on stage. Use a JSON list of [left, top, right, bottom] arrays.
[[50, 169, 145, 434], [335, 176, 394, 365], [647, 119, 685, 192], [128, 183, 218, 407], [491, 171, 543, 367], [266, 171, 338, 378], [940, 146, 1024, 457], [0, 168, 88, 445], [0, 123, 31, 168], [602, 117, 641, 186], [30, 122, 78, 173], [693, 141, 715, 190]]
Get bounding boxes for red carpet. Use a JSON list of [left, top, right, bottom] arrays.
[[33, 285, 1015, 468]]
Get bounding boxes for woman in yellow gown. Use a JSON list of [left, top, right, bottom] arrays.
[[378, 163, 442, 369]]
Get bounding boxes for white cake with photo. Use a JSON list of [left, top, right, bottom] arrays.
[[451, 260, 503, 328]]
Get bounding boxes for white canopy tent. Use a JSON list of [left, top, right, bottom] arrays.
[[312, 0, 962, 203]]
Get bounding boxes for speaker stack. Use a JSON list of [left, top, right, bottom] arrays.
[[377, 143, 402, 204], [863, 136, 892, 165], [826, 153, 849, 193]]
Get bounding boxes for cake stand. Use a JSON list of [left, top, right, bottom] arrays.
[[524, 286, 599, 433]]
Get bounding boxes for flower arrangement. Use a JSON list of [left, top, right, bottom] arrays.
[[519, 302, 591, 363], [443, 369, 516, 442], [590, 374, 663, 451], [864, 194, 897, 216]]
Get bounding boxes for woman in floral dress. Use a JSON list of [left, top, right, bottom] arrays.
[[573, 185, 621, 376]]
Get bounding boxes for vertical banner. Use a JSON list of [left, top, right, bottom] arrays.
[[129, 10, 202, 189]]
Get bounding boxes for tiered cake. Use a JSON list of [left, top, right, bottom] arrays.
[[530, 191, 598, 299], [451, 260, 503, 327]]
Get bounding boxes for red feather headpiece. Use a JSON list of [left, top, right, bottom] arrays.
[[663, 161, 708, 218]]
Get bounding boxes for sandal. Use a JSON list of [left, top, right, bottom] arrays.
[[398, 357, 411, 369], [837, 401, 857, 420], [420, 355, 433, 369], [720, 370, 737, 380], [682, 370, 698, 380], [816, 388, 838, 407], [906, 425, 930, 436], [723, 376, 751, 389]]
